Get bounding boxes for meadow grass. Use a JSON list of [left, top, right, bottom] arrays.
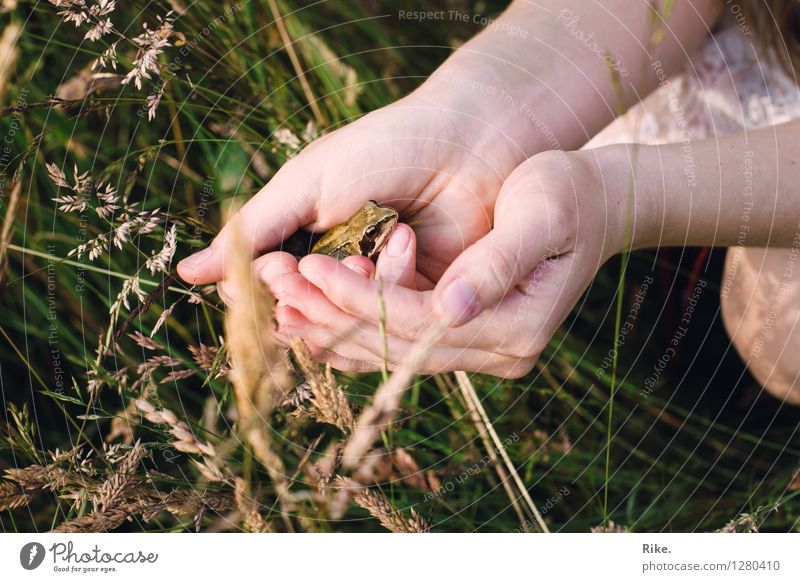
[[0, 0, 798, 532]]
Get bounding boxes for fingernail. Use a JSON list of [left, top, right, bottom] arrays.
[[343, 262, 370, 277], [438, 277, 480, 325], [178, 247, 213, 273], [386, 227, 410, 257]]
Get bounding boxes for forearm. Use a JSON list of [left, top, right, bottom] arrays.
[[413, 0, 720, 161], [594, 122, 800, 251]]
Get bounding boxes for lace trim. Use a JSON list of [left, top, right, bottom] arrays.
[[587, 26, 800, 148]]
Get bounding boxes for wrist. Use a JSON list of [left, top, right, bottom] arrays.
[[576, 144, 664, 256], [409, 14, 564, 169], [409, 72, 542, 174]]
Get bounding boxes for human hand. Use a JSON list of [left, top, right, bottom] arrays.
[[262, 147, 635, 378], [176, 85, 532, 290]]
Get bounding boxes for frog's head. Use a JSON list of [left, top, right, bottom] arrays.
[[310, 200, 399, 259], [355, 200, 399, 257]]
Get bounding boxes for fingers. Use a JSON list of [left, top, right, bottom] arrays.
[[375, 224, 417, 288], [431, 157, 576, 326], [177, 158, 325, 284], [260, 248, 562, 377], [293, 252, 513, 351], [317, 351, 382, 373], [175, 104, 442, 287], [278, 286, 538, 376], [276, 304, 388, 364], [217, 251, 298, 305], [298, 254, 433, 338], [284, 310, 531, 376], [415, 272, 436, 291], [263, 255, 510, 369], [227, 240, 581, 377], [265, 259, 385, 346], [341, 255, 375, 279]]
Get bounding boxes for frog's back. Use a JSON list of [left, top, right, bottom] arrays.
[[312, 242, 355, 259]]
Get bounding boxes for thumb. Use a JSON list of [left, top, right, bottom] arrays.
[[432, 187, 567, 327], [375, 224, 417, 288], [177, 157, 317, 285]]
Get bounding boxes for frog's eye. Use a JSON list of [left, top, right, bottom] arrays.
[[365, 225, 379, 239]]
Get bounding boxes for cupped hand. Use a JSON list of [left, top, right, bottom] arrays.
[[177, 90, 526, 288], [261, 148, 633, 378]]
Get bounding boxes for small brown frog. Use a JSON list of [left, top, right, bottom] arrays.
[[311, 200, 399, 259]]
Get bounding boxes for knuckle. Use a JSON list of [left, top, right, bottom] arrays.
[[322, 281, 368, 318], [389, 291, 429, 339], [302, 301, 328, 327], [334, 287, 362, 315], [497, 328, 546, 359], [479, 247, 519, 297], [309, 329, 336, 350], [547, 202, 575, 240], [487, 356, 536, 380]]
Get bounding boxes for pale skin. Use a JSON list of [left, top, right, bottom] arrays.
[[178, 0, 800, 379]]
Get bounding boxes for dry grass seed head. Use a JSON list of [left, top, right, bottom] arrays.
[[234, 477, 272, 532], [342, 320, 448, 469], [334, 476, 430, 533], [93, 440, 149, 512], [0, 479, 34, 511], [290, 337, 354, 432], [135, 399, 218, 460], [223, 213, 291, 501]]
